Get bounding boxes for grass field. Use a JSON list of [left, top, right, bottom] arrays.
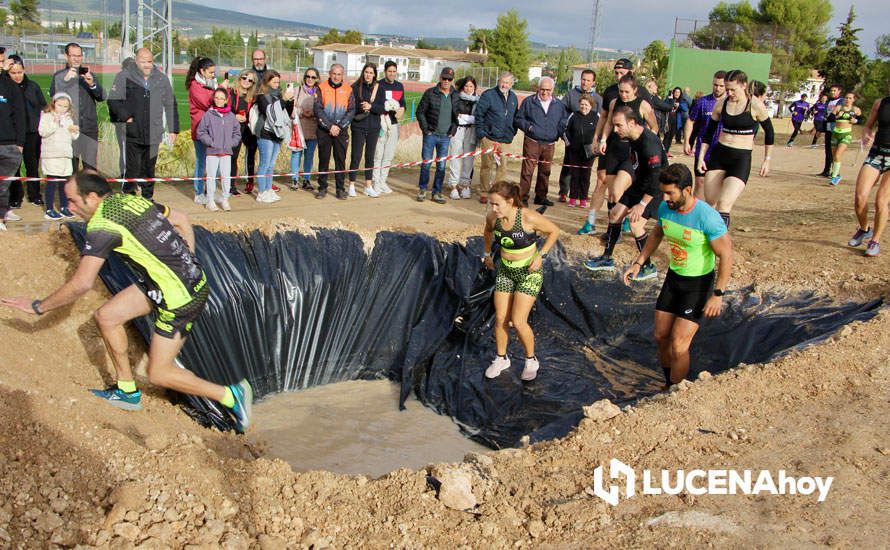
[[26, 73, 423, 129]]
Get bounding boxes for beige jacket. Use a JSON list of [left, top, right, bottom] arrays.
[[39, 111, 79, 176]]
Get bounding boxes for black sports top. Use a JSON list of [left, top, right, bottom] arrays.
[[720, 98, 756, 135], [615, 96, 645, 124], [494, 208, 538, 250], [876, 96, 890, 149], [629, 127, 668, 197]]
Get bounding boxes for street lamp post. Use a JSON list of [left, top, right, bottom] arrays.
[[242, 35, 248, 69]]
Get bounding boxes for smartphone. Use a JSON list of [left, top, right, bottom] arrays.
[[78, 66, 89, 75]]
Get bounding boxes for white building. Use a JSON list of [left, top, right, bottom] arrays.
[[527, 62, 545, 83], [310, 43, 486, 82]]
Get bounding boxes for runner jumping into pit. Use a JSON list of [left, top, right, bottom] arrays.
[[0, 171, 254, 432], [828, 92, 862, 186], [482, 181, 560, 382], [583, 105, 664, 280], [697, 69, 774, 229], [849, 95, 890, 257], [622, 163, 733, 388]]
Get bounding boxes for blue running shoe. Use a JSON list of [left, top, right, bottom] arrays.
[[865, 240, 880, 257], [44, 209, 63, 220], [830, 175, 841, 186], [583, 256, 616, 271], [622, 218, 631, 232], [227, 379, 253, 433], [630, 263, 658, 281], [577, 221, 595, 235], [90, 385, 142, 411], [848, 227, 873, 247], [59, 207, 75, 218]]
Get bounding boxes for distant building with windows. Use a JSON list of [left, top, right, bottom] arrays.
[[310, 43, 486, 82]]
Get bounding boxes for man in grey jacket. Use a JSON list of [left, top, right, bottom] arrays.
[[514, 77, 568, 206], [107, 48, 179, 200], [50, 42, 105, 172]]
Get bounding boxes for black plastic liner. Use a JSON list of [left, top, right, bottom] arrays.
[[67, 224, 882, 449]]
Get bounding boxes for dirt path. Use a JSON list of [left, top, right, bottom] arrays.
[[1, 137, 888, 547]]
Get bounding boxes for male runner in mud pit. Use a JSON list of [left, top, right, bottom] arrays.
[[1, 171, 254, 432], [622, 164, 733, 388]]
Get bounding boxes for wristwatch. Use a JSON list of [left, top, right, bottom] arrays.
[[713, 289, 725, 297]]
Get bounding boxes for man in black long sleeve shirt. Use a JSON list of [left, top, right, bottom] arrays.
[[0, 72, 26, 227], [50, 43, 105, 172]]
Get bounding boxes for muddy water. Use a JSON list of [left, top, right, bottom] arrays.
[[250, 380, 490, 477]]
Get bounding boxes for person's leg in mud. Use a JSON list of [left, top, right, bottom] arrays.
[[654, 310, 699, 388]]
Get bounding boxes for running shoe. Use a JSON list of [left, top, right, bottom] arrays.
[[630, 263, 658, 281], [417, 190, 427, 202], [577, 221, 595, 235], [272, 184, 280, 192], [579, 199, 589, 209], [364, 186, 380, 198], [59, 207, 75, 219], [865, 240, 880, 257], [269, 190, 282, 202], [348, 183, 357, 197], [289, 180, 300, 191], [4, 211, 21, 222], [230, 187, 241, 196], [227, 379, 253, 433], [460, 186, 472, 199], [255, 191, 267, 203], [567, 198, 577, 207], [0, 222, 6, 231], [485, 355, 511, 379], [450, 187, 460, 200], [194, 194, 207, 205], [315, 189, 327, 199], [301, 180, 314, 191], [90, 385, 143, 411], [583, 256, 616, 271], [830, 175, 841, 186], [206, 200, 219, 212], [336, 190, 348, 200], [786, 141, 794, 147], [44, 209, 63, 220], [848, 227, 874, 247], [219, 199, 231, 211], [376, 182, 393, 194], [558, 194, 567, 203], [245, 182, 254, 194], [432, 193, 447, 204], [521, 356, 540, 381]]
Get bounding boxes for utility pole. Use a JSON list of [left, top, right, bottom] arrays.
[[587, 0, 603, 64], [120, 0, 173, 82]]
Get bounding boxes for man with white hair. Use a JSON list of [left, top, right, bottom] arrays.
[[475, 71, 519, 203], [514, 76, 569, 206]]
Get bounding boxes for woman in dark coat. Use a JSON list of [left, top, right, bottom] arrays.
[[6, 56, 47, 207]]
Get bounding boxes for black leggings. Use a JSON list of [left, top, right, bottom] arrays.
[[349, 126, 379, 182], [788, 121, 802, 143], [11, 131, 40, 204]]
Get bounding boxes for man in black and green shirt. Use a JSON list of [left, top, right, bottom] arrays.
[[1, 171, 253, 432]]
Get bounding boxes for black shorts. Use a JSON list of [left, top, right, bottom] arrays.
[[618, 181, 662, 219], [706, 142, 752, 184], [143, 275, 209, 338], [598, 140, 634, 176], [814, 120, 827, 133], [655, 269, 715, 322]]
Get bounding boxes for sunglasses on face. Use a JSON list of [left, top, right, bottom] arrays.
[[441, 77, 453, 81], [240, 76, 255, 83], [305, 75, 318, 80]]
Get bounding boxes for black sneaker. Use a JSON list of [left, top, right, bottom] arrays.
[[315, 189, 327, 199], [230, 187, 241, 196], [534, 197, 554, 207], [301, 180, 314, 191], [9, 201, 22, 209], [31, 198, 44, 206], [336, 190, 348, 200]]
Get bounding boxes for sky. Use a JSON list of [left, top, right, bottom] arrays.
[[203, 0, 887, 57]]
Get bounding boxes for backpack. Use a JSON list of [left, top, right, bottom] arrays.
[[264, 99, 292, 142], [248, 102, 263, 136]]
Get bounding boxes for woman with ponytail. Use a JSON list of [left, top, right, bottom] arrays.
[[482, 180, 560, 382], [187, 56, 225, 204]]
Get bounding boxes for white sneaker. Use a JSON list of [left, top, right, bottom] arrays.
[[377, 182, 393, 194], [256, 190, 267, 203], [450, 187, 460, 200], [521, 356, 540, 381], [206, 200, 219, 212], [460, 186, 472, 199], [485, 355, 511, 379], [364, 186, 380, 198], [194, 194, 207, 205], [0, 222, 6, 231], [269, 190, 282, 202], [5, 211, 21, 222], [219, 198, 231, 211], [348, 183, 357, 197]]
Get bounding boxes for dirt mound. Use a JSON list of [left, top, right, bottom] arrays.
[[1, 142, 889, 547]]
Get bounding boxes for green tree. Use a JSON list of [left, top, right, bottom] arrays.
[[858, 59, 890, 110], [0, 8, 7, 29], [691, 0, 831, 90], [342, 30, 363, 44], [876, 34, 890, 59], [487, 10, 531, 85], [554, 47, 582, 90], [416, 38, 435, 50], [818, 7, 866, 93], [317, 28, 341, 46], [247, 30, 258, 50], [9, 0, 40, 29], [642, 39, 669, 90], [467, 26, 494, 53]]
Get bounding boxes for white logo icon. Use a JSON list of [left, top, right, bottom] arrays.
[[592, 458, 636, 506]]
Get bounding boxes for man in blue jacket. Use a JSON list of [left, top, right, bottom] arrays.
[[514, 77, 568, 206], [474, 72, 518, 203]]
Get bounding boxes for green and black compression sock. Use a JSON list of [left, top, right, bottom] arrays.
[[603, 223, 622, 257]]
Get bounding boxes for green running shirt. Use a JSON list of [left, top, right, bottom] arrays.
[[83, 194, 205, 309], [657, 198, 727, 277]]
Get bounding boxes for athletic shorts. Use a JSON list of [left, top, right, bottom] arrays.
[[864, 146, 890, 173], [495, 259, 543, 297], [693, 145, 711, 177], [832, 130, 853, 146], [814, 120, 827, 133], [655, 269, 716, 322], [706, 142, 752, 184], [142, 274, 209, 338], [598, 140, 634, 176], [618, 180, 663, 219]]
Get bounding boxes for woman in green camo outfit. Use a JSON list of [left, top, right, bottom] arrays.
[[482, 181, 560, 382], [828, 92, 861, 185]]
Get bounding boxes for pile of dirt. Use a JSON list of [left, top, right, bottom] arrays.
[[1, 142, 888, 547]]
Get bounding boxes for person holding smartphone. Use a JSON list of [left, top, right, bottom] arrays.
[[50, 42, 105, 172]]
